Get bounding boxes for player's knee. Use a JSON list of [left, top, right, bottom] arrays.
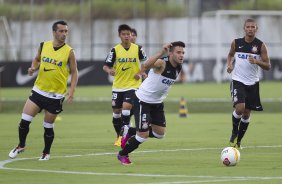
[[235, 106, 245, 115], [152, 131, 165, 139]]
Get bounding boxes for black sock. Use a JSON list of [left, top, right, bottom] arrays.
[[113, 117, 122, 137], [122, 114, 130, 127], [128, 127, 136, 137], [119, 135, 141, 156], [43, 127, 54, 154], [18, 119, 31, 148], [232, 114, 241, 136], [237, 122, 249, 143]]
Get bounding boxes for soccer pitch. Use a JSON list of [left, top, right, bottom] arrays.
[[0, 82, 281, 184]]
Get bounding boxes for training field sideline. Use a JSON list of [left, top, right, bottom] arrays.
[[1, 82, 281, 113], [0, 112, 281, 184], [1, 82, 281, 100]]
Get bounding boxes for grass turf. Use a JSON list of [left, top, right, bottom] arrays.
[[0, 82, 281, 183], [0, 113, 282, 184]]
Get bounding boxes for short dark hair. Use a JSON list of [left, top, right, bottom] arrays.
[[131, 28, 137, 36], [244, 18, 257, 27], [52, 20, 68, 31], [169, 41, 185, 52], [118, 24, 132, 34]]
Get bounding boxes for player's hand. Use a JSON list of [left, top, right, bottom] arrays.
[[162, 43, 172, 54], [226, 64, 233, 73], [134, 74, 141, 80], [141, 72, 148, 79], [66, 90, 74, 103], [28, 67, 36, 76], [108, 69, 115, 76], [248, 55, 257, 64]]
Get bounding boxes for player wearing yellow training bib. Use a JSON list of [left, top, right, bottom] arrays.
[[110, 43, 142, 90], [103, 24, 147, 145], [9, 20, 78, 161], [34, 40, 72, 95]]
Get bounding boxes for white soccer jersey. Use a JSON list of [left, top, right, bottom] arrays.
[[232, 37, 263, 85], [136, 57, 182, 103]]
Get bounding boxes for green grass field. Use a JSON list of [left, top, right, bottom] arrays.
[[0, 82, 281, 184]]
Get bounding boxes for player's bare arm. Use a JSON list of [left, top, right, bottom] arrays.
[[67, 49, 78, 103], [103, 65, 115, 76], [134, 64, 142, 80], [153, 59, 166, 74], [28, 46, 41, 76], [143, 43, 171, 70], [134, 63, 148, 80], [248, 43, 271, 71], [140, 63, 148, 79], [227, 40, 236, 73]]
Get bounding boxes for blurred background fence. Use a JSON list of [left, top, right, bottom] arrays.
[[0, 0, 282, 85]]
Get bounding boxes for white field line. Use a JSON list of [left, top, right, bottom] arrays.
[[1, 97, 282, 103], [140, 178, 257, 184], [0, 145, 282, 182], [138, 177, 279, 184]]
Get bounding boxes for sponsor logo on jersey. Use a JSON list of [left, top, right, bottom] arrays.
[[140, 47, 147, 59], [43, 68, 56, 72], [142, 122, 149, 129], [121, 67, 131, 71], [117, 58, 137, 63], [42, 56, 63, 66], [162, 78, 175, 86], [237, 54, 258, 60], [106, 51, 114, 63], [251, 45, 258, 53]]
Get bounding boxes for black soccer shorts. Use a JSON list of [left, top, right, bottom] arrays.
[[111, 90, 136, 109], [230, 80, 263, 111], [29, 90, 65, 114], [133, 97, 166, 132]]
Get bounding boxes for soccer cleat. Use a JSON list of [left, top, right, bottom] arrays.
[[9, 146, 25, 159], [121, 125, 130, 149], [117, 154, 132, 165], [235, 142, 242, 149], [229, 133, 238, 147], [114, 136, 122, 147], [39, 153, 50, 161]]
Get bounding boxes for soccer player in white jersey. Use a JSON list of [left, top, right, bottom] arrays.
[[226, 18, 271, 149], [117, 41, 185, 165]]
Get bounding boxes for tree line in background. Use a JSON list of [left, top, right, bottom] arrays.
[[1, 0, 282, 20]]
